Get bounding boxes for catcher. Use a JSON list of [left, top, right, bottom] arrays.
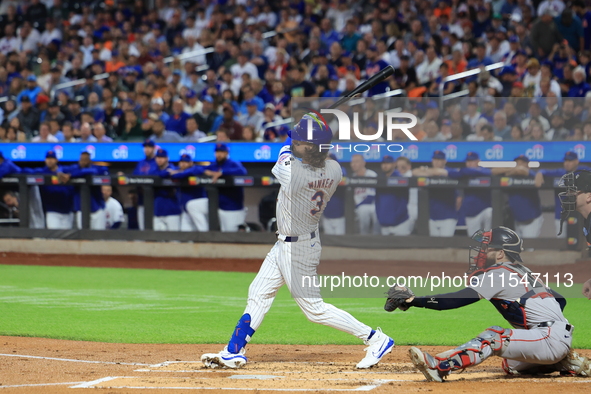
[[385, 226, 591, 382]]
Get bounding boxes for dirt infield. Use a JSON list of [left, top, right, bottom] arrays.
[[1, 336, 590, 394], [1, 252, 591, 393]]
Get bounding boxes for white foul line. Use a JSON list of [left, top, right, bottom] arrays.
[[0, 382, 85, 389], [68, 376, 398, 391], [0, 353, 150, 366], [70, 376, 120, 388]]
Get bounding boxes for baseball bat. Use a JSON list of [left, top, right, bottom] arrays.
[[328, 65, 395, 109]]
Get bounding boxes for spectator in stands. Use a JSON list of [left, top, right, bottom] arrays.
[[31, 122, 57, 142], [194, 95, 221, 135], [238, 99, 264, 132], [493, 111, 512, 140], [78, 122, 97, 143], [149, 119, 182, 143], [569, 66, 591, 97], [62, 122, 78, 142], [16, 96, 40, 137], [165, 99, 192, 136], [531, 9, 563, 59], [184, 117, 207, 142], [17, 75, 41, 104], [218, 102, 243, 141], [94, 123, 113, 143]]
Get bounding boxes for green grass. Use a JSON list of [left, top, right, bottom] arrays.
[[0, 264, 590, 348]]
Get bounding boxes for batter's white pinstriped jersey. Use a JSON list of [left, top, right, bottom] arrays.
[[273, 145, 342, 236]]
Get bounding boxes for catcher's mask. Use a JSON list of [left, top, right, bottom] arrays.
[[557, 170, 591, 235], [468, 227, 523, 274]]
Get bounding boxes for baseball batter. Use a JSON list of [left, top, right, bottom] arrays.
[[385, 226, 590, 381], [201, 114, 394, 369], [169, 154, 209, 232]]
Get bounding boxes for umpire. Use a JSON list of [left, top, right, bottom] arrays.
[[556, 169, 591, 298]]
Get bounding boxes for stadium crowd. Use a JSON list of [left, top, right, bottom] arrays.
[[0, 0, 588, 144]]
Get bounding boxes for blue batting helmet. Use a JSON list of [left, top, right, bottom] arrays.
[[289, 113, 333, 145]]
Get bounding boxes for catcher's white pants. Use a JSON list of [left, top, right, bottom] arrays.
[[181, 198, 209, 232], [465, 207, 492, 237], [46, 212, 73, 229], [381, 217, 414, 236], [244, 238, 372, 340], [322, 217, 345, 235], [463, 324, 571, 372], [138, 206, 145, 230], [515, 215, 543, 239], [554, 219, 567, 239], [154, 215, 180, 231], [76, 210, 106, 230], [218, 208, 246, 232], [429, 218, 457, 237], [355, 204, 380, 235]]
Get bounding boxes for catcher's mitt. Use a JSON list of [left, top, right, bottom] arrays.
[[384, 284, 415, 312]]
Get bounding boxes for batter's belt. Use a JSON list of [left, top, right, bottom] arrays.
[[277, 231, 317, 242]]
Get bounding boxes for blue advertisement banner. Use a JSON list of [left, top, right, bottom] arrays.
[[0, 141, 589, 163]]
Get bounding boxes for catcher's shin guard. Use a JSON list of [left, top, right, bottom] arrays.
[[434, 326, 511, 372], [227, 314, 256, 354]]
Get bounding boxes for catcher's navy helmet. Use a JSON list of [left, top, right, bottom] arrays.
[[469, 226, 524, 274], [289, 113, 333, 145]]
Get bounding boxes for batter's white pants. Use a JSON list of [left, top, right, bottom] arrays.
[[218, 208, 246, 232], [138, 206, 145, 230], [554, 219, 567, 239], [355, 204, 380, 235], [76, 210, 106, 230], [381, 217, 414, 236], [429, 218, 457, 237], [181, 198, 209, 232], [244, 239, 372, 340], [515, 215, 543, 239], [465, 207, 493, 237], [46, 212, 74, 229], [322, 217, 345, 235], [154, 215, 180, 231]]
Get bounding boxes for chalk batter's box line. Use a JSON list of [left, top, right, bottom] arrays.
[[69, 376, 397, 391]]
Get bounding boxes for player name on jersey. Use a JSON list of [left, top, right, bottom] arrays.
[[308, 179, 335, 190]]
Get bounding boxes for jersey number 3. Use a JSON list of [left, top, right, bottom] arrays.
[[310, 191, 325, 216]]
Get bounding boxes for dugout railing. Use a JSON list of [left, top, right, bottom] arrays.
[[0, 174, 579, 251]]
